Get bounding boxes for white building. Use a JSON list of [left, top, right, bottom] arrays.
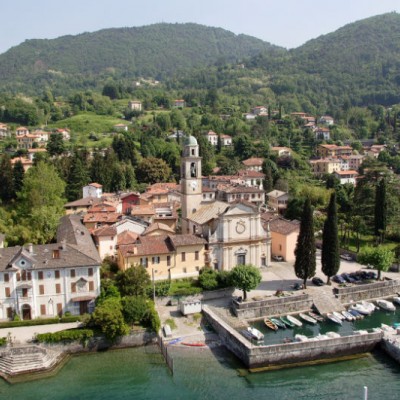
[[83, 183, 103, 199]]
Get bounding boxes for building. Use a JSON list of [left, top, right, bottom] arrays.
[[271, 147, 292, 157], [242, 157, 264, 172], [314, 127, 330, 141], [83, 183, 103, 199], [310, 158, 341, 176], [113, 123, 128, 132], [0, 123, 11, 139], [173, 99, 185, 108], [0, 216, 101, 320], [181, 136, 271, 271], [204, 131, 218, 146], [267, 190, 289, 213], [128, 100, 142, 111], [319, 115, 335, 126], [317, 144, 353, 158], [333, 170, 359, 185]]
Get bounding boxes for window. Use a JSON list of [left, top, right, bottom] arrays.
[[5, 287, 11, 297], [261, 257, 267, 266], [195, 251, 199, 261], [71, 282, 77, 293], [195, 266, 200, 272], [55, 270, 60, 279], [70, 269, 76, 278], [4, 273, 9, 282], [39, 285, 45, 295], [57, 303, 63, 317], [237, 254, 246, 265], [38, 271, 43, 280], [52, 249, 60, 259], [22, 288, 28, 297], [40, 304, 46, 316], [88, 268, 93, 277], [183, 267, 187, 273], [279, 245, 282, 251], [140, 258, 148, 268], [89, 281, 94, 291], [17, 273, 21, 281], [56, 284, 61, 294], [181, 252, 186, 262], [167, 256, 171, 267], [7, 307, 12, 319], [152, 256, 160, 264]]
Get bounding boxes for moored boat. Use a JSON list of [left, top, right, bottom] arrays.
[[341, 310, 355, 321], [332, 311, 345, 321], [270, 317, 286, 329], [360, 300, 376, 313], [326, 331, 341, 338], [313, 334, 329, 340], [392, 296, 400, 306], [376, 299, 396, 312], [181, 342, 206, 347], [299, 313, 317, 325], [294, 334, 309, 342], [264, 318, 278, 331], [247, 326, 264, 340], [280, 316, 295, 328], [348, 309, 363, 319], [349, 303, 371, 316], [327, 313, 343, 325], [286, 315, 303, 327], [308, 311, 324, 322]]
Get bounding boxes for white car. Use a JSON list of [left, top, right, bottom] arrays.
[[340, 254, 353, 261], [272, 255, 284, 261]]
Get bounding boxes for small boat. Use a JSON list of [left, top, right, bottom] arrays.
[[264, 318, 278, 331], [327, 313, 343, 325], [314, 334, 329, 340], [360, 301, 376, 313], [167, 337, 182, 345], [381, 323, 396, 333], [349, 304, 371, 316], [353, 330, 369, 335], [299, 313, 317, 325], [326, 331, 341, 338], [332, 311, 345, 321], [341, 311, 355, 321], [392, 297, 400, 306], [376, 299, 396, 312], [348, 309, 363, 319], [308, 311, 324, 322], [294, 334, 308, 342], [181, 342, 206, 347], [286, 315, 303, 327], [280, 316, 295, 328], [270, 317, 286, 329], [247, 326, 264, 341]]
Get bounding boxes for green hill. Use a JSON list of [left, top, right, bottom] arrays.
[[0, 23, 283, 94]]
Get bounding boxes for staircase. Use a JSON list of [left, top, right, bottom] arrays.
[[309, 286, 345, 315], [0, 345, 63, 377]]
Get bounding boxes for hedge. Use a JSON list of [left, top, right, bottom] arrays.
[[35, 329, 94, 344], [0, 316, 81, 329], [0, 337, 7, 346]]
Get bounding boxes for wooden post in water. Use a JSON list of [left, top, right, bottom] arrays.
[[363, 386, 368, 400]]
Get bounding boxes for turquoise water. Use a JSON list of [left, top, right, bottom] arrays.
[[0, 344, 399, 399], [1, 306, 400, 399]]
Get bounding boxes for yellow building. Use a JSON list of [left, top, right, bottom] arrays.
[[118, 234, 207, 280], [310, 158, 341, 176]]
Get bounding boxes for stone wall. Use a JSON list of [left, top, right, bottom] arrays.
[[380, 337, 400, 364], [231, 293, 313, 319], [334, 280, 400, 303], [42, 330, 157, 354], [203, 305, 383, 369]]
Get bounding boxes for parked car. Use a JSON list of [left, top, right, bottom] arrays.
[[272, 255, 284, 261], [312, 276, 325, 286], [340, 253, 353, 261], [341, 273, 356, 283], [293, 282, 304, 290], [332, 274, 346, 284]]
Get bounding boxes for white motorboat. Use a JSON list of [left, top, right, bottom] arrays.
[[332, 311, 345, 320], [376, 299, 396, 312], [392, 296, 400, 306], [360, 301, 376, 313], [287, 315, 303, 327], [341, 311, 355, 321], [327, 313, 343, 325], [313, 334, 329, 340], [247, 326, 264, 341], [326, 331, 341, 338], [294, 334, 309, 342], [299, 313, 317, 325], [350, 304, 371, 316]]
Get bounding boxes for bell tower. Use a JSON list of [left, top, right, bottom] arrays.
[[181, 136, 203, 233]]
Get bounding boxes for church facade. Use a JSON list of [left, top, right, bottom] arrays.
[[181, 136, 271, 271]]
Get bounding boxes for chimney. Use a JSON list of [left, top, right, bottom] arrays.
[[60, 239, 67, 250], [28, 243, 33, 253]]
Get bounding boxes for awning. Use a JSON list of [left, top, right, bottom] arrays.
[[71, 296, 95, 302]]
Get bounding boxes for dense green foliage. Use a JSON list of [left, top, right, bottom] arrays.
[[229, 264, 261, 301], [321, 192, 340, 284], [358, 247, 395, 280], [116, 265, 151, 297], [294, 198, 316, 288], [36, 329, 93, 344]]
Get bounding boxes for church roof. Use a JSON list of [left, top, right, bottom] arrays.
[[188, 201, 230, 225], [184, 135, 198, 146]]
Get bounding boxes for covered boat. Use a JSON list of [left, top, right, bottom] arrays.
[[299, 313, 317, 325], [327, 313, 343, 325], [376, 299, 396, 312]]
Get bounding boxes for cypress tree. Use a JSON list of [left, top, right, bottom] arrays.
[[374, 178, 387, 243], [0, 154, 15, 203], [13, 160, 25, 194], [66, 157, 90, 201], [294, 198, 316, 288], [321, 192, 340, 284]]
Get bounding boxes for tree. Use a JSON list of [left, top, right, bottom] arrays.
[[321, 192, 340, 284], [46, 133, 65, 156], [115, 265, 151, 297], [13, 160, 25, 194], [92, 297, 128, 341], [0, 154, 15, 202], [229, 264, 261, 301], [294, 198, 316, 288], [66, 156, 90, 201], [374, 178, 387, 243], [198, 267, 219, 291], [358, 247, 394, 280], [121, 296, 149, 325], [136, 157, 172, 184]]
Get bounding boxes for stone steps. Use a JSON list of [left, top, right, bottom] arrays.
[[309, 287, 345, 315], [0, 346, 62, 376]]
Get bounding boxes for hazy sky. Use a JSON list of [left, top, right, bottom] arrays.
[[2, 0, 400, 54]]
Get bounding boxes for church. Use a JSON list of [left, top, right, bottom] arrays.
[[180, 136, 271, 271]]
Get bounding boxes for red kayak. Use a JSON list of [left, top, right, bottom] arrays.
[[181, 342, 206, 347]]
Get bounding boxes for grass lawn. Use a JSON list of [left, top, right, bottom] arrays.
[[342, 233, 399, 254]]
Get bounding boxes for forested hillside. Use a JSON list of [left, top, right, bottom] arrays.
[[0, 23, 282, 94]]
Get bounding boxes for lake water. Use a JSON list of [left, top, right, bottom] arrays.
[[1, 306, 400, 400]]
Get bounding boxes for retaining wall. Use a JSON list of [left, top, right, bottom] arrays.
[[231, 293, 313, 319], [334, 280, 400, 303], [380, 337, 400, 364], [203, 305, 383, 369]]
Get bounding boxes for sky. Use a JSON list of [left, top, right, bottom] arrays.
[[2, 0, 400, 54]]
